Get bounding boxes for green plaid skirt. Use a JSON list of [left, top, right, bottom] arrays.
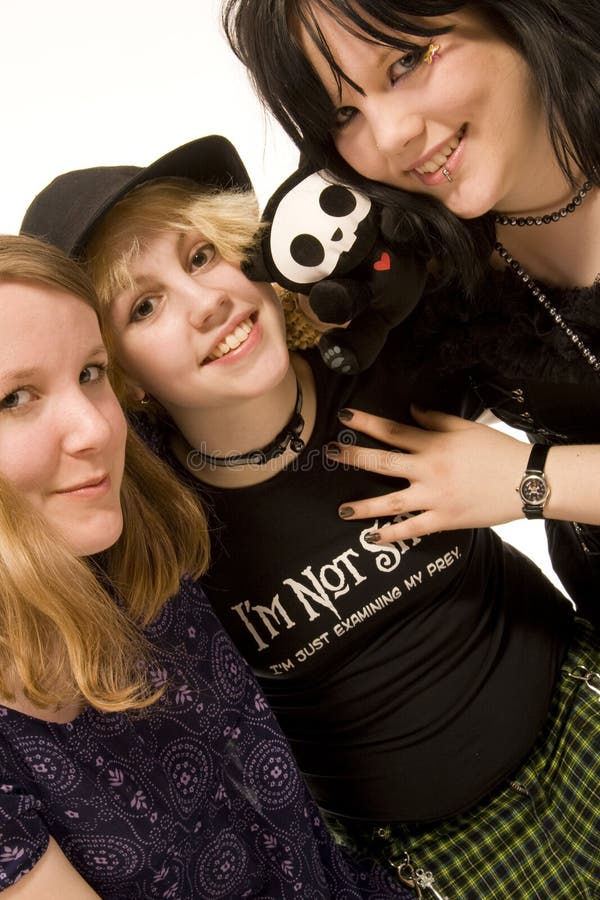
[[326, 620, 600, 899]]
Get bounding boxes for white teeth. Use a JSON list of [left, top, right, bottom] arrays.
[[415, 127, 464, 175], [206, 316, 254, 362]]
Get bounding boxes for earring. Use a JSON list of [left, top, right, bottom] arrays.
[[424, 42, 440, 64], [140, 394, 150, 406]]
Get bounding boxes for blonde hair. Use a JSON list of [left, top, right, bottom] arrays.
[[0, 235, 210, 712], [86, 178, 260, 308], [85, 177, 320, 365]]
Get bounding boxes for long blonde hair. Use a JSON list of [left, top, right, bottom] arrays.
[[0, 235, 210, 712]]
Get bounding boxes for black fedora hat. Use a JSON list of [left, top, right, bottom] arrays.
[[20, 135, 253, 258]]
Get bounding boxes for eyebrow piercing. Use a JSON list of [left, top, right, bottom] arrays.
[[424, 42, 440, 64], [442, 167, 453, 183]]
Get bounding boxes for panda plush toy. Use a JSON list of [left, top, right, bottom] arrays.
[[244, 165, 426, 373]]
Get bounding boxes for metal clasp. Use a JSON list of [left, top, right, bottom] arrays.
[[568, 665, 600, 699]]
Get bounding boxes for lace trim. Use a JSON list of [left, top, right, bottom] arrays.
[[411, 271, 600, 385]]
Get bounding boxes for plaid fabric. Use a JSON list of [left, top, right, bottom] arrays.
[[327, 620, 600, 899]]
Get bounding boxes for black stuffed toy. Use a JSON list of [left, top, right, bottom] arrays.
[[244, 165, 426, 373]]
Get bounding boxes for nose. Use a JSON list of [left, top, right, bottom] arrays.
[[60, 388, 117, 457], [186, 283, 230, 330], [369, 96, 425, 158]]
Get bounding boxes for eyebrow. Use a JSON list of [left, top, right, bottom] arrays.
[[332, 44, 393, 104], [0, 366, 38, 385], [125, 233, 188, 293], [0, 346, 107, 386], [88, 344, 109, 359]]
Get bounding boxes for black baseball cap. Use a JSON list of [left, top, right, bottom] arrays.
[[20, 135, 253, 258]]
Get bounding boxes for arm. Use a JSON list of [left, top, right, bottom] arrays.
[[326, 407, 600, 543], [2, 838, 100, 899]]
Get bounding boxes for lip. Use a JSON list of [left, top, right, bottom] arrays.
[[57, 474, 111, 497], [409, 126, 466, 187], [202, 312, 259, 366]]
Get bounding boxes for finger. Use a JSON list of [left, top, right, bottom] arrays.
[[338, 485, 424, 522], [368, 510, 441, 545], [326, 442, 415, 479], [409, 405, 476, 433], [338, 407, 430, 451]]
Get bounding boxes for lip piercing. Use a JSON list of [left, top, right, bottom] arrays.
[[424, 42, 440, 64], [442, 167, 453, 183]]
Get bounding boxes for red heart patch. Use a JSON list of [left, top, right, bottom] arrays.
[[373, 251, 391, 272]]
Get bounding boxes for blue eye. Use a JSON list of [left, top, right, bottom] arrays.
[[0, 387, 33, 411], [390, 46, 428, 83], [80, 363, 107, 385]]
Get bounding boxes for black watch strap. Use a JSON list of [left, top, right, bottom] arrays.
[[518, 443, 551, 519]]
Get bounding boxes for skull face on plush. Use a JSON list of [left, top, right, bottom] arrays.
[[244, 166, 426, 373]]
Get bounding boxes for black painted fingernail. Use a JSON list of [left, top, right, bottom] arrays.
[[364, 532, 381, 544], [326, 442, 340, 456], [338, 408, 353, 421], [338, 506, 354, 519]]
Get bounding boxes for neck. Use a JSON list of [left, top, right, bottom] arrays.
[[170, 353, 317, 488], [173, 362, 297, 456], [493, 178, 600, 289]]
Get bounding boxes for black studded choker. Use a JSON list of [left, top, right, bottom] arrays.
[[186, 378, 305, 469]]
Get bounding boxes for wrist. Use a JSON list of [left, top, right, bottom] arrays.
[[516, 443, 552, 519]]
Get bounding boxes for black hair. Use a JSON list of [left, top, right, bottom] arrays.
[[223, 0, 600, 292]]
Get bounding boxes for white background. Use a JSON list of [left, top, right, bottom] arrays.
[[0, 0, 566, 593]]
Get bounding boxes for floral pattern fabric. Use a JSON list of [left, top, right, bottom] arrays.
[[0, 580, 408, 898]]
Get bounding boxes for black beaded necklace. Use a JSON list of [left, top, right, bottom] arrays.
[[493, 181, 599, 372], [186, 377, 305, 469], [493, 181, 593, 226]]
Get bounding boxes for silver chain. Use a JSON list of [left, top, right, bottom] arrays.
[[493, 240, 600, 372], [493, 180, 598, 372]]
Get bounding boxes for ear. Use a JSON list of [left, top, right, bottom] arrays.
[[241, 251, 276, 283], [120, 379, 148, 409]]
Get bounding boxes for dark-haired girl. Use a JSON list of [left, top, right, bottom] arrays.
[[223, 0, 600, 621]]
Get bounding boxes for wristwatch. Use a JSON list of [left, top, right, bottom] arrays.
[[517, 444, 551, 519]]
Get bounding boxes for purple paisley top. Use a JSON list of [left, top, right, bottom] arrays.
[[0, 580, 408, 898]]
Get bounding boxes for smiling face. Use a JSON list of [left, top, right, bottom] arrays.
[[108, 229, 290, 418], [301, 6, 557, 218], [0, 282, 127, 557]]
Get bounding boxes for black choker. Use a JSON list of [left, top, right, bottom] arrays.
[[187, 379, 305, 469], [493, 181, 593, 227]]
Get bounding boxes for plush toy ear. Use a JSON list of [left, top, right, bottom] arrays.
[[241, 248, 276, 283], [244, 165, 377, 292]]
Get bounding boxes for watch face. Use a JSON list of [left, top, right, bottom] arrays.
[[521, 474, 548, 504]]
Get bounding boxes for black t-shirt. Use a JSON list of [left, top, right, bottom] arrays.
[[159, 338, 573, 823]]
